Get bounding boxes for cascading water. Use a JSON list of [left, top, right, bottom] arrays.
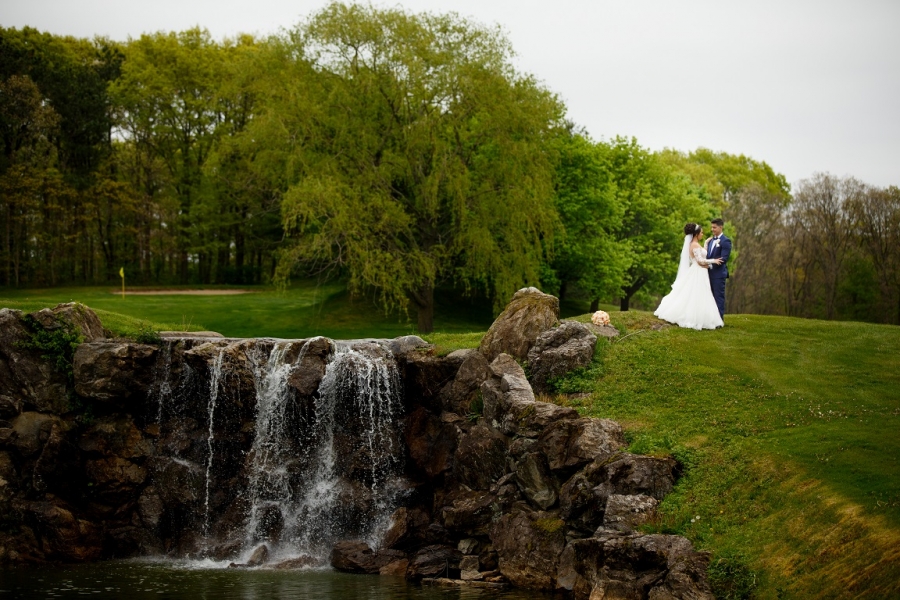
[[203, 349, 225, 548], [237, 339, 405, 562]]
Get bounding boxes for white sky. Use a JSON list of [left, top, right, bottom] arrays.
[[3, 0, 899, 189]]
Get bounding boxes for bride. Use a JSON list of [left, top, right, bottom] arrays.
[[654, 223, 724, 330]]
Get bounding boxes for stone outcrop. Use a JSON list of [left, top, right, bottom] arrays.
[[527, 321, 597, 395], [479, 287, 559, 361], [0, 294, 714, 599]]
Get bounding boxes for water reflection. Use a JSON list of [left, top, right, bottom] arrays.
[[0, 560, 550, 599]]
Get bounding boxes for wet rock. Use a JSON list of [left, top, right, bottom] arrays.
[[537, 418, 626, 473], [387, 335, 432, 359], [527, 321, 597, 395], [85, 457, 147, 502], [437, 350, 492, 415], [383, 507, 431, 551], [480, 287, 559, 362], [602, 494, 659, 532], [24, 498, 102, 562], [287, 337, 334, 397], [403, 351, 464, 413], [247, 544, 269, 566], [404, 407, 459, 478], [147, 456, 205, 505], [33, 421, 81, 494], [331, 540, 407, 574], [460, 554, 480, 580], [453, 425, 507, 490], [137, 487, 164, 529], [379, 557, 410, 576], [561, 531, 714, 599], [406, 544, 462, 581], [73, 342, 158, 405], [273, 555, 328, 569], [78, 416, 153, 458], [491, 509, 566, 591]]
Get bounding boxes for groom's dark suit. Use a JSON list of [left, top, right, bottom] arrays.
[[707, 233, 731, 319]]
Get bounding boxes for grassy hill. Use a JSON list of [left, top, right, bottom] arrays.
[[2, 286, 897, 598]]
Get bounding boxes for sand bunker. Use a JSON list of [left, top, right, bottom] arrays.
[[113, 289, 255, 296]]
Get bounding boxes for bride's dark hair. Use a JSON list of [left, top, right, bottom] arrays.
[[683, 222, 701, 237]]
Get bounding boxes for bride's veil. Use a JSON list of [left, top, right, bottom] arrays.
[[672, 234, 693, 286]]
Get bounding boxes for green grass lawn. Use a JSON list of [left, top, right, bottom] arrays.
[[2, 286, 897, 598], [0, 281, 498, 339]]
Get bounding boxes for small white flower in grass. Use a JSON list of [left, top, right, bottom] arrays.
[[591, 310, 610, 326]]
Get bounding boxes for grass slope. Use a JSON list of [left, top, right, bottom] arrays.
[[556, 311, 900, 599]]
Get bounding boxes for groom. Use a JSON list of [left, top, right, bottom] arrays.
[[707, 218, 731, 320]]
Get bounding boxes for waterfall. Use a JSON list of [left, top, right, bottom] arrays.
[[203, 349, 225, 548], [238, 340, 404, 561]]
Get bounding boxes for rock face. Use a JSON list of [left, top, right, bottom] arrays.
[[527, 321, 597, 395], [0, 296, 714, 599], [479, 287, 559, 361]]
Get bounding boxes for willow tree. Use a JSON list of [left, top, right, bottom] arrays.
[[272, 3, 564, 332]]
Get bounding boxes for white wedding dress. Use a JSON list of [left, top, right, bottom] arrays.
[[654, 238, 724, 330]]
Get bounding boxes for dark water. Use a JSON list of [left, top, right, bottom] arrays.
[[0, 560, 549, 599]]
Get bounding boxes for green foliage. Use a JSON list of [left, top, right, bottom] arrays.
[[17, 315, 83, 385], [135, 324, 163, 345], [267, 2, 564, 331]]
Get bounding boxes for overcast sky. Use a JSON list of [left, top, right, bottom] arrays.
[[3, 0, 899, 188]]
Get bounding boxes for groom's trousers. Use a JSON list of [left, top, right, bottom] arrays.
[[710, 276, 726, 319]]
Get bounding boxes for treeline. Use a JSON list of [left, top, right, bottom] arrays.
[[2, 3, 897, 328]]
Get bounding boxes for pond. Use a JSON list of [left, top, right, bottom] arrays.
[[0, 560, 550, 600]]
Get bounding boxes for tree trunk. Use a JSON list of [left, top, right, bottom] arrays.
[[413, 282, 435, 334], [590, 298, 599, 312], [620, 296, 630, 311], [559, 280, 568, 303]]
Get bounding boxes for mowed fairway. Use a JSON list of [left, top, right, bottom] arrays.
[[0, 282, 496, 339], [2, 287, 898, 598]]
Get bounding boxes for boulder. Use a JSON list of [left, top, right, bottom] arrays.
[[402, 351, 464, 413], [479, 287, 559, 362], [537, 418, 626, 473], [10, 412, 60, 457], [441, 490, 498, 536], [330, 541, 408, 575], [73, 342, 158, 405], [481, 354, 578, 438], [78, 416, 154, 458], [387, 335, 432, 359], [246, 544, 269, 566], [593, 453, 679, 502], [406, 544, 462, 581], [0, 309, 69, 414], [514, 452, 558, 510], [453, 425, 508, 490], [404, 407, 459, 478], [560, 531, 714, 600], [491, 509, 567, 591], [382, 506, 432, 551], [602, 494, 659, 532], [287, 337, 334, 397], [526, 321, 597, 394], [27, 303, 104, 342], [559, 453, 678, 533], [24, 498, 102, 562], [437, 349, 492, 415]]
